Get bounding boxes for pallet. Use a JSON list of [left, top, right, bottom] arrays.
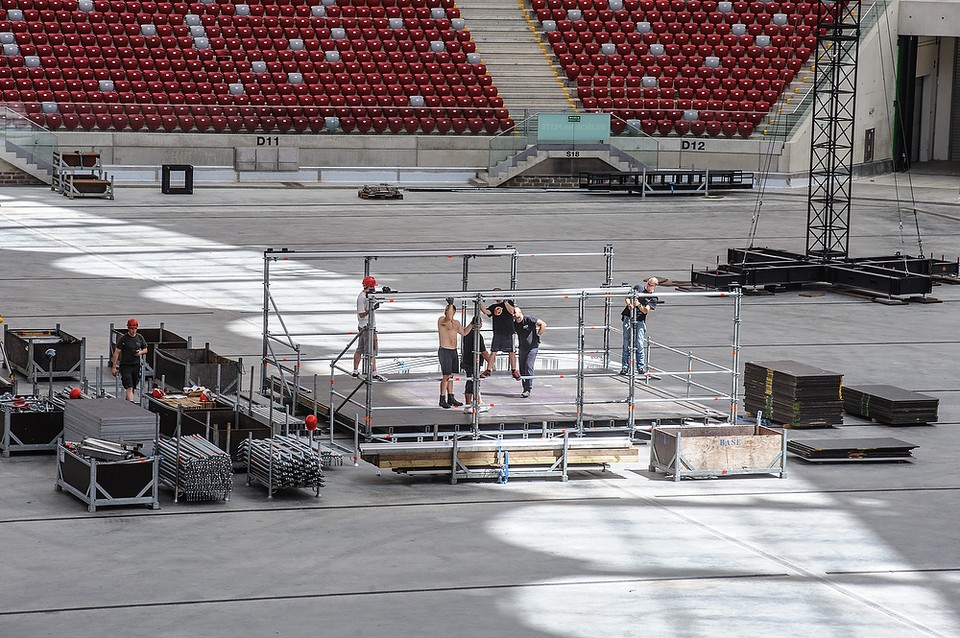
[[358, 183, 403, 199]]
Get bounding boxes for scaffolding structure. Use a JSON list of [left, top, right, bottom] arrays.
[[331, 285, 742, 444], [260, 245, 617, 402]]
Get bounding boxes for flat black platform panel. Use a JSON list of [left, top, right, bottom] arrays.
[[843, 384, 939, 425], [787, 437, 918, 462]]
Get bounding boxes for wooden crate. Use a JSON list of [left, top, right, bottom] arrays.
[[650, 424, 786, 481]]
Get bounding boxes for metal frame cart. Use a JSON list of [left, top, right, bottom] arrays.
[[3, 324, 86, 383], [1, 396, 64, 457], [56, 442, 160, 512], [52, 150, 114, 200]]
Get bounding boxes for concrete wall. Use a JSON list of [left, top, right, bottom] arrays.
[[900, 0, 960, 37], [54, 131, 496, 169]]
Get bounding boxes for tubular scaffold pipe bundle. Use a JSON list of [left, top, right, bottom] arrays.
[[157, 435, 233, 502], [294, 434, 345, 468], [240, 435, 324, 493]]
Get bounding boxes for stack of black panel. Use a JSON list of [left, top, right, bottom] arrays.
[[64, 398, 158, 448], [843, 385, 939, 425], [787, 437, 918, 462], [744, 360, 843, 428]]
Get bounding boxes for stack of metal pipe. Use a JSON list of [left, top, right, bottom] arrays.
[[240, 435, 324, 493], [294, 434, 345, 468], [157, 435, 233, 502], [76, 437, 141, 461]]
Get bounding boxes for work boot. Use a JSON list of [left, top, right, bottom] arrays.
[[447, 394, 463, 408], [440, 397, 450, 409]]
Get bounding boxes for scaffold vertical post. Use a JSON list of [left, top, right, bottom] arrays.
[[731, 286, 742, 423], [328, 369, 335, 447], [576, 292, 586, 436], [353, 413, 360, 466], [365, 296, 376, 436], [509, 244, 518, 291], [603, 243, 614, 367], [261, 251, 272, 394]]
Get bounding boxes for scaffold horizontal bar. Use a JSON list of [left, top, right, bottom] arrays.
[[265, 247, 518, 261]]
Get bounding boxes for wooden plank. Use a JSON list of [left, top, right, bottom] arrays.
[[361, 437, 636, 469]]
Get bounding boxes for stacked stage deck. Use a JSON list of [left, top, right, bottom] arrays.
[[278, 370, 728, 440], [842, 384, 939, 425], [787, 437, 919, 462], [744, 360, 844, 428]]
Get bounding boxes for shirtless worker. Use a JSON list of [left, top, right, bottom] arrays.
[[437, 298, 472, 409]]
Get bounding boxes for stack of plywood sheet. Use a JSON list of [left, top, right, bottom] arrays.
[[744, 360, 843, 428], [361, 437, 636, 472], [842, 385, 939, 425]]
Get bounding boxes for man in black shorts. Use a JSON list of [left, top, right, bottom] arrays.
[[437, 298, 471, 409], [111, 318, 148, 402], [481, 288, 520, 380], [461, 313, 490, 414]]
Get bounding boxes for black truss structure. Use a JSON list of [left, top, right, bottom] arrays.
[[692, 0, 959, 297], [806, 0, 859, 259], [692, 248, 958, 296]]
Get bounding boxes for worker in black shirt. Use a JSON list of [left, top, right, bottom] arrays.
[[112, 318, 148, 402]]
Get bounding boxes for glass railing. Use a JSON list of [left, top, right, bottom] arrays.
[[610, 130, 660, 169], [488, 111, 659, 173], [1, 106, 57, 176]]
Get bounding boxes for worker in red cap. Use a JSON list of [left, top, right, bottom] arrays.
[[111, 318, 148, 402], [352, 276, 386, 381]]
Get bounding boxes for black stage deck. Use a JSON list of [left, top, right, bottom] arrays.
[[277, 370, 729, 441]]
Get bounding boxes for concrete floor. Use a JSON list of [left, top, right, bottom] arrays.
[[1, 173, 959, 638]]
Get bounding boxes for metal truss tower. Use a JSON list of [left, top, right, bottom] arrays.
[[691, 0, 958, 297], [805, 0, 860, 260]]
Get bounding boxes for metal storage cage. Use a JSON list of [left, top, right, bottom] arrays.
[[3, 325, 86, 383], [649, 424, 787, 481], [1, 396, 64, 457], [56, 442, 160, 513], [153, 344, 242, 394]]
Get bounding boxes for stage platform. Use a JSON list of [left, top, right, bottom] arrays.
[[272, 369, 730, 442]]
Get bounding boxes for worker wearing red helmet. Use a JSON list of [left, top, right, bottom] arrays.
[[352, 276, 386, 382], [111, 318, 148, 402]]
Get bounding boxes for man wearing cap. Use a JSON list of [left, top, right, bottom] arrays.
[[112, 318, 148, 402], [620, 277, 659, 376], [353, 276, 386, 382]]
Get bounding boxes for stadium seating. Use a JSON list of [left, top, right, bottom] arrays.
[[0, 0, 514, 134], [533, 0, 837, 137]]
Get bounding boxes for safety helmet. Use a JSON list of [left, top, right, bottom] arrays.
[[362, 276, 377, 288], [127, 318, 139, 328]]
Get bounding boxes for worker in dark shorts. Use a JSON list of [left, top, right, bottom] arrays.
[[461, 314, 490, 413], [481, 288, 519, 380], [111, 318, 148, 402], [437, 298, 472, 409]]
